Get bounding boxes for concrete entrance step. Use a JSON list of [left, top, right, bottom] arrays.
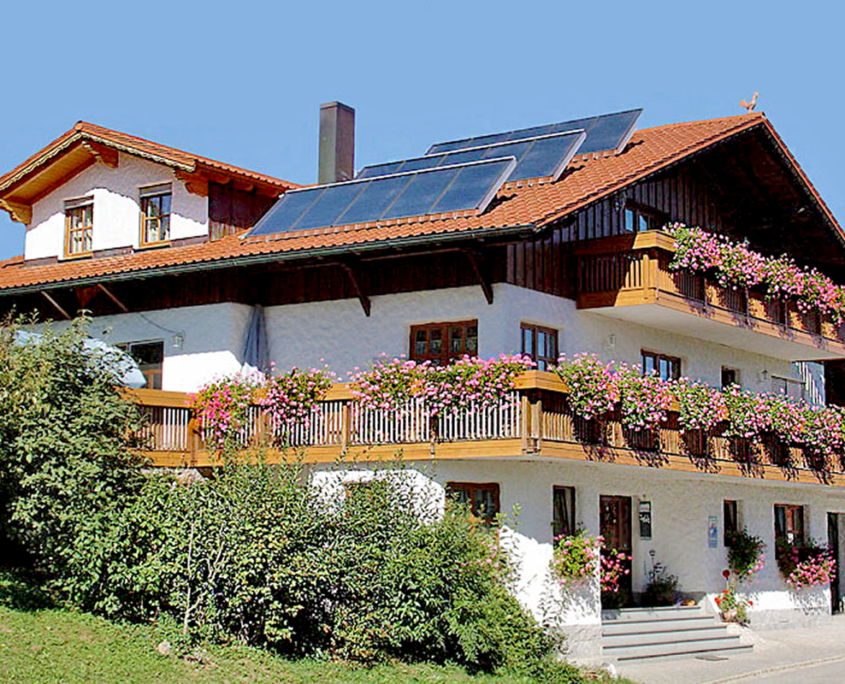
[[602, 614, 714, 633], [601, 605, 752, 662], [602, 605, 705, 622], [603, 625, 730, 645]]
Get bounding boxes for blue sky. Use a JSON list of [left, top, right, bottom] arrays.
[[0, 0, 841, 259]]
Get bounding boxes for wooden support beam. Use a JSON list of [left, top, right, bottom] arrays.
[[81, 141, 119, 168], [232, 180, 256, 193], [97, 283, 130, 313], [174, 170, 209, 197], [75, 286, 100, 309], [462, 248, 494, 305], [41, 291, 71, 319], [0, 199, 32, 224], [336, 260, 371, 316]]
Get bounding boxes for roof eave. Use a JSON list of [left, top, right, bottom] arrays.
[[0, 223, 537, 297]]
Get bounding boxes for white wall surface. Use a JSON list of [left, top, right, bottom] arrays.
[[25, 153, 207, 260], [34, 282, 825, 398], [265, 283, 810, 397], [309, 458, 845, 634], [43, 302, 253, 392]]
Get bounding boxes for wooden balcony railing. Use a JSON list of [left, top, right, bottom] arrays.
[[127, 373, 845, 487], [575, 231, 845, 354]]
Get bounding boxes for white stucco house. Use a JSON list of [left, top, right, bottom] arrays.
[[2, 103, 845, 659]]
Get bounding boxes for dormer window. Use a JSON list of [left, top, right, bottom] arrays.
[[64, 197, 94, 258], [140, 184, 171, 247]]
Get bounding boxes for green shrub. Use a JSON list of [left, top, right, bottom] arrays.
[[0, 316, 144, 586], [0, 316, 578, 677]]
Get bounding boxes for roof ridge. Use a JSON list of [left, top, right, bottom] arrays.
[[636, 112, 764, 134], [0, 122, 299, 194], [74, 121, 298, 188]]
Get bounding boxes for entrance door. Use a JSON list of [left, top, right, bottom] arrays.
[[828, 513, 841, 614], [600, 495, 633, 600]]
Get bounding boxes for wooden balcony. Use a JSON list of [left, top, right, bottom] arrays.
[[575, 231, 845, 361], [128, 375, 845, 488]]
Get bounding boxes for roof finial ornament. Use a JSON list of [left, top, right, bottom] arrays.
[[739, 92, 759, 113]]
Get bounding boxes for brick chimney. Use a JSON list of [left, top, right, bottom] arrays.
[[318, 102, 355, 184]]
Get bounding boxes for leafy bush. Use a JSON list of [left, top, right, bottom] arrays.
[[0, 316, 582, 678], [0, 316, 145, 584], [47, 452, 568, 675], [643, 565, 678, 606]]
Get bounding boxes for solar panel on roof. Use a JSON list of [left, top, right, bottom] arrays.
[[357, 130, 586, 183], [249, 157, 517, 237], [426, 108, 642, 157]]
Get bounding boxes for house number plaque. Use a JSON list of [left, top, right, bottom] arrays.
[[638, 501, 652, 539]]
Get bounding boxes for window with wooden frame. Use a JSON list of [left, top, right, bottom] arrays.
[[117, 340, 164, 390], [724, 500, 739, 546], [552, 486, 576, 542], [641, 350, 681, 381], [140, 184, 172, 247], [64, 198, 94, 257], [446, 482, 500, 527], [410, 320, 478, 366], [521, 323, 558, 371], [775, 504, 805, 545], [623, 202, 666, 233]]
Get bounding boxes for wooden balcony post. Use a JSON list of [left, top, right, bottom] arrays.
[[533, 393, 544, 451], [187, 415, 200, 467], [340, 399, 351, 451], [520, 393, 531, 453]]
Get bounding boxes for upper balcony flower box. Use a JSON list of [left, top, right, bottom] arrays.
[[575, 231, 845, 361]]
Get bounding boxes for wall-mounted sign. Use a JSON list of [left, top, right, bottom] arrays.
[[639, 501, 652, 539], [709, 516, 718, 548]]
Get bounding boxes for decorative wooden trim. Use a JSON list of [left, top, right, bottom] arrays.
[[174, 170, 209, 197], [81, 141, 119, 168], [0, 199, 32, 224]]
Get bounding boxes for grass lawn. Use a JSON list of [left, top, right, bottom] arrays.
[[0, 571, 623, 683]]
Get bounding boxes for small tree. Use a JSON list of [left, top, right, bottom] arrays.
[[0, 315, 145, 589]]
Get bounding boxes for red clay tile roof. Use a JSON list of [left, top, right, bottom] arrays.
[[1, 112, 837, 293], [0, 121, 299, 195]]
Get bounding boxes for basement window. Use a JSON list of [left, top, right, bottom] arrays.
[[521, 323, 558, 371], [411, 320, 478, 366], [118, 340, 164, 389], [140, 184, 172, 247], [446, 482, 500, 527], [64, 197, 94, 257]]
